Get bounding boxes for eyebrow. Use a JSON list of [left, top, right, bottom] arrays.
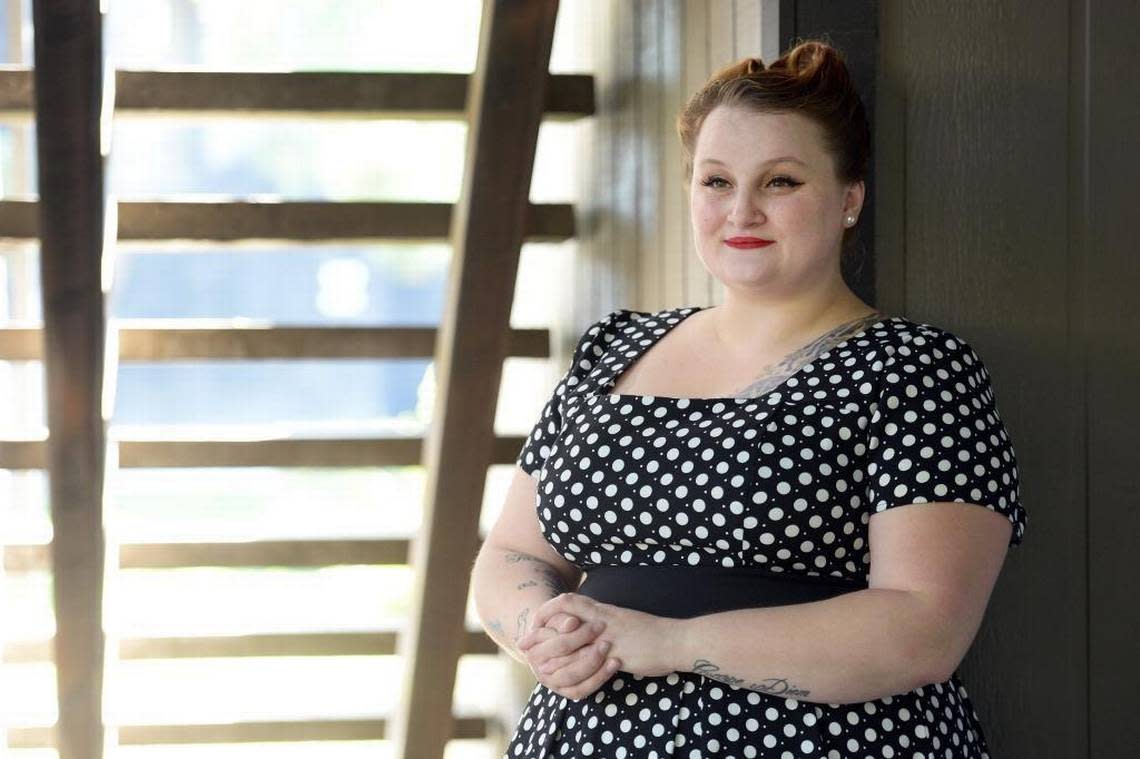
[[698, 156, 807, 167]]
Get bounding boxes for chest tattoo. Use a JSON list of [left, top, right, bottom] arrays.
[[735, 312, 884, 399]]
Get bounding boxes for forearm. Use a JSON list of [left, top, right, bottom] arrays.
[[471, 545, 575, 665], [672, 588, 944, 705]]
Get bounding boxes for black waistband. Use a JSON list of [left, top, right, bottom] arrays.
[[576, 565, 868, 619]]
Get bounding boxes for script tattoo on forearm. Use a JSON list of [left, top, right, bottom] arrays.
[[692, 659, 811, 698], [516, 580, 538, 590], [504, 551, 569, 595]]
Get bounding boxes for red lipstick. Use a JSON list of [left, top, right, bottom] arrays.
[[724, 237, 774, 249]]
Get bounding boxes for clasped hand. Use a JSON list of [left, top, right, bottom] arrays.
[[515, 592, 678, 701]]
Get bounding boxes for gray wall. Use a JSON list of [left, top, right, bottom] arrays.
[[872, 0, 1139, 756]]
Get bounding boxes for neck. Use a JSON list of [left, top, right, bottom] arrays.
[[707, 281, 878, 356]]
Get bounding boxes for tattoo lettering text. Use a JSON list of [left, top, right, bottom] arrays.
[[514, 607, 531, 644], [692, 659, 811, 698]]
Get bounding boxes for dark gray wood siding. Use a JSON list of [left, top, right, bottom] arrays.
[[872, 0, 1140, 755]]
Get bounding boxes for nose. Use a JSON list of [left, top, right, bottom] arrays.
[[727, 191, 764, 227]]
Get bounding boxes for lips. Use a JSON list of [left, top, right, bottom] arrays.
[[724, 237, 774, 249]]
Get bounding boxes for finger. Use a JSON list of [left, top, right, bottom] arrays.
[[558, 657, 622, 702], [539, 635, 610, 676], [543, 638, 611, 687], [522, 614, 577, 649], [525, 619, 604, 664], [516, 625, 558, 652], [533, 593, 593, 629], [547, 612, 580, 634]]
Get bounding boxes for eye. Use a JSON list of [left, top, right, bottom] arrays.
[[699, 175, 730, 189], [767, 175, 801, 188]]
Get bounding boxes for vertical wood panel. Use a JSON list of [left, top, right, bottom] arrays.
[[877, 1, 1078, 756], [759, 0, 781, 63], [681, 0, 713, 307], [613, 2, 641, 307], [872, 1, 906, 317], [704, 1, 736, 306], [31, 2, 109, 757], [1087, 0, 1140, 754], [660, 0, 687, 305], [637, 0, 664, 309], [733, 0, 763, 61], [584, 0, 619, 325], [389, 2, 559, 757]]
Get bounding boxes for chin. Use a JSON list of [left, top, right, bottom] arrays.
[[710, 255, 781, 281]]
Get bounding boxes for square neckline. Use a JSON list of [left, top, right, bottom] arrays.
[[598, 305, 895, 404]]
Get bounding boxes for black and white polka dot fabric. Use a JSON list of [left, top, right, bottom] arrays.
[[507, 306, 1027, 758]]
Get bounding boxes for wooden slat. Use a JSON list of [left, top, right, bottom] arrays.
[[0, 324, 550, 361], [0, 65, 33, 113], [391, 2, 560, 758], [116, 439, 424, 469], [0, 434, 526, 470], [0, 196, 36, 236], [0, 439, 42, 469], [0, 199, 575, 243], [31, 3, 109, 758], [4, 539, 417, 571], [7, 717, 490, 748], [0, 68, 594, 120], [0, 68, 592, 119], [116, 201, 574, 243], [117, 70, 593, 121], [4, 630, 498, 662]]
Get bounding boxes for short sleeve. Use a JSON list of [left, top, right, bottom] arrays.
[[864, 329, 1028, 547], [516, 309, 624, 479]]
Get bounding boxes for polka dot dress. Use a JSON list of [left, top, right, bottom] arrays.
[[507, 306, 1028, 759]]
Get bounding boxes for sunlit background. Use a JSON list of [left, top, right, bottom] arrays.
[[0, 0, 591, 756]]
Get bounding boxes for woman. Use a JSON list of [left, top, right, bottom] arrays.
[[472, 39, 1027, 758]]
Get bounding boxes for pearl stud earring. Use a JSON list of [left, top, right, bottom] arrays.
[[844, 215, 856, 226]]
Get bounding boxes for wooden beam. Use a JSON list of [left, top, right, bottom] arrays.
[[0, 434, 528, 470], [0, 68, 593, 120], [115, 200, 575, 243], [31, 2, 108, 758], [0, 196, 36, 236], [0, 323, 551, 361], [0, 64, 33, 113], [7, 717, 492, 748], [4, 630, 498, 662], [0, 199, 576, 243], [4, 538, 415, 571], [117, 438, 426, 469], [391, 2, 560, 758], [0, 439, 42, 469]]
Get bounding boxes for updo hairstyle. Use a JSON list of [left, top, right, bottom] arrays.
[[676, 39, 871, 254]]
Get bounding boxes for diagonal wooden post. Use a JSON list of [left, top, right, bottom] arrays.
[[31, 2, 109, 757], [389, 1, 560, 757]]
